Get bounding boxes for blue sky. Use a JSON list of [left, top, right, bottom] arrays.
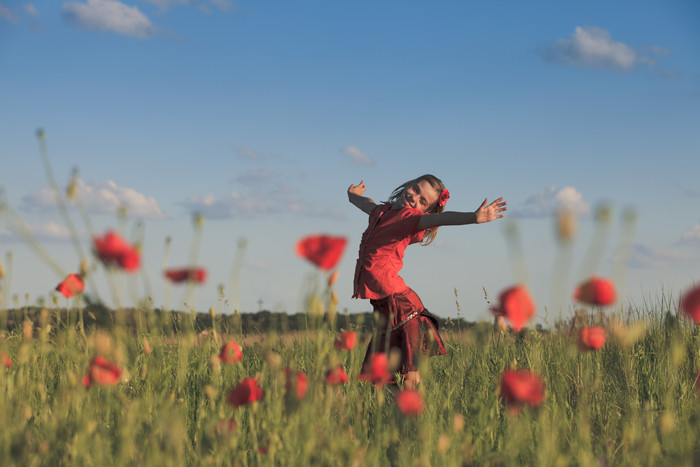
[[1, 0, 699, 324]]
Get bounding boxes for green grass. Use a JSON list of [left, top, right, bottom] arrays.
[[1, 301, 699, 466]]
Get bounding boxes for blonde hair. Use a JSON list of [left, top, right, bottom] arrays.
[[387, 174, 447, 246]]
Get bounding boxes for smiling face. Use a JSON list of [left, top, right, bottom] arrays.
[[394, 179, 439, 213]]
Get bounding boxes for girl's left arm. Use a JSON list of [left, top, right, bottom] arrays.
[[417, 197, 507, 229]]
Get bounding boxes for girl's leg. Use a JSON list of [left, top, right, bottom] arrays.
[[404, 370, 421, 390]]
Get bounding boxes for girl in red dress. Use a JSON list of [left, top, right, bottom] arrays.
[[348, 174, 507, 389]]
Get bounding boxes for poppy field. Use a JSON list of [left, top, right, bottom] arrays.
[[1, 287, 700, 466]]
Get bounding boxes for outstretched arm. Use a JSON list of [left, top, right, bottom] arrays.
[[348, 180, 377, 215], [417, 197, 508, 230]]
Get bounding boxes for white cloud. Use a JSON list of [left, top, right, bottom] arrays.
[[677, 225, 700, 248], [23, 4, 38, 16], [1, 220, 74, 241], [341, 145, 374, 166], [20, 179, 165, 219], [541, 26, 658, 71], [180, 186, 345, 221], [233, 169, 279, 186], [0, 3, 17, 21], [511, 186, 590, 218], [145, 0, 231, 13], [628, 244, 694, 269], [180, 192, 274, 219], [235, 146, 266, 161], [209, 0, 232, 12], [62, 0, 156, 38]]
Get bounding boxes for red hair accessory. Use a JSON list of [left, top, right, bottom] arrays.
[[438, 189, 450, 207]]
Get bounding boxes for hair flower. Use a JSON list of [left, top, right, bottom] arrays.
[[438, 189, 450, 207]]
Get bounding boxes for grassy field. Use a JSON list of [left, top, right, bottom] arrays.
[[1, 299, 699, 466]]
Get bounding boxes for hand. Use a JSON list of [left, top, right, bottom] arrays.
[[475, 197, 508, 224], [348, 180, 367, 197]]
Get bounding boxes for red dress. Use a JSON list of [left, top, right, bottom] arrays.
[[353, 203, 446, 379]]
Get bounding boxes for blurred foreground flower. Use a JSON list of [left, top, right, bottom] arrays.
[[164, 267, 207, 284], [82, 356, 122, 388], [611, 319, 647, 348], [296, 235, 348, 271], [219, 340, 243, 364], [680, 285, 700, 324], [358, 353, 393, 387], [396, 389, 425, 416], [227, 377, 264, 408], [578, 326, 606, 351], [499, 369, 545, 412], [93, 230, 140, 272], [55, 273, 85, 298], [284, 368, 308, 400], [574, 276, 616, 306], [333, 331, 357, 351], [325, 366, 349, 385], [490, 285, 535, 332], [2, 353, 11, 368]]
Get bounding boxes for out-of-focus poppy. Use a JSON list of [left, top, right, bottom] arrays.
[[578, 326, 606, 351], [1, 353, 11, 368], [680, 285, 700, 325], [56, 273, 85, 298], [396, 389, 425, 416], [83, 355, 122, 387], [490, 285, 535, 332], [219, 340, 243, 364], [227, 378, 263, 408], [358, 353, 393, 387], [573, 276, 616, 306], [284, 368, 308, 399], [499, 369, 545, 411], [164, 267, 207, 284], [325, 366, 349, 385], [333, 331, 357, 351], [295, 235, 348, 271], [93, 230, 141, 272]]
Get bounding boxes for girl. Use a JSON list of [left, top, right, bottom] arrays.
[[348, 175, 507, 389]]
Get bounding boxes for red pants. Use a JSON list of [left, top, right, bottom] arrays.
[[362, 288, 446, 378]]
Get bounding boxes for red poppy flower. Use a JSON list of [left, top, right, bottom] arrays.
[[324, 365, 349, 385], [164, 267, 207, 284], [1, 353, 11, 368], [295, 235, 348, 271], [284, 368, 308, 399], [680, 285, 700, 325], [499, 369, 545, 410], [93, 230, 141, 273], [396, 389, 425, 416], [219, 340, 243, 364], [227, 377, 264, 408], [578, 326, 606, 351], [490, 285, 536, 332], [573, 276, 616, 306], [55, 273, 85, 298], [83, 355, 122, 387], [358, 353, 393, 386], [333, 331, 357, 351]]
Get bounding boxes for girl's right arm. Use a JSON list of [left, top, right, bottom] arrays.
[[348, 180, 377, 215]]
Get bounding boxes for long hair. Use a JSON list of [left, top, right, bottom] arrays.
[[387, 174, 447, 246]]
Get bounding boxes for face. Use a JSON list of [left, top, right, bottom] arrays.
[[396, 179, 439, 213]]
